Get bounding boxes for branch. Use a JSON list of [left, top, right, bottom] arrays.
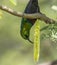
[[0, 5, 57, 24]]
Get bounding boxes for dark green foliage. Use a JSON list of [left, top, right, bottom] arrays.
[[20, 0, 40, 42]]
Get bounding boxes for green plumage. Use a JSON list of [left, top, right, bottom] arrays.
[[20, 18, 33, 39], [20, 0, 40, 43]]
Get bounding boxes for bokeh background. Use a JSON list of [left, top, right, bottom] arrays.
[[0, 0, 57, 65]]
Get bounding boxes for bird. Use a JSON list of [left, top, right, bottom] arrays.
[[20, 0, 40, 43]]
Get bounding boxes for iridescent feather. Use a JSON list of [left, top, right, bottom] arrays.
[[20, 0, 40, 43]]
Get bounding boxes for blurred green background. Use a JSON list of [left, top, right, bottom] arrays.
[[0, 0, 57, 65]]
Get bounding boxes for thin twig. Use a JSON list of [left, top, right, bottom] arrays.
[[0, 5, 57, 24]]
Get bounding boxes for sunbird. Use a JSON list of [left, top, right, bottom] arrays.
[[20, 0, 40, 43]]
